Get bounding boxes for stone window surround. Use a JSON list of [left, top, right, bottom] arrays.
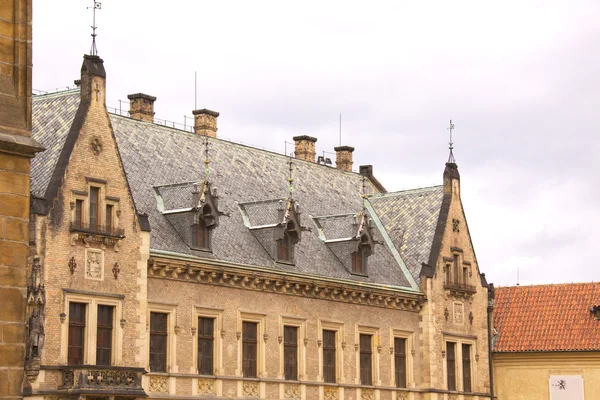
[[190, 305, 224, 376], [236, 310, 267, 378], [70, 179, 120, 230], [147, 301, 179, 374], [278, 315, 307, 381], [317, 319, 345, 384], [442, 333, 478, 393], [354, 324, 381, 387], [60, 290, 124, 366], [389, 328, 414, 389]]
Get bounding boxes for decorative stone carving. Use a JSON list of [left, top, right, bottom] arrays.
[[303, 337, 308, 346], [452, 218, 460, 232], [324, 386, 338, 400], [361, 388, 375, 400], [398, 391, 409, 400], [120, 318, 127, 328], [454, 302, 464, 325], [236, 331, 241, 340], [26, 308, 44, 360], [278, 335, 283, 344], [147, 258, 425, 312], [59, 312, 66, 323], [112, 262, 120, 280], [243, 380, 259, 397], [444, 307, 449, 321], [197, 378, 215, 395], [191, 327, 197, 336], [149, 375, 168, 392], [68, 256, 77, 274], [284, 383, 300, 399], [90, 137, 103, 155], [85, 249, 103, 280], [469, 311, 474, 325]]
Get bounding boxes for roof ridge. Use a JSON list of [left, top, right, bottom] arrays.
[[497, 282, 600, 289], [369, 184, 443, 198], [32, 88, 80, 100]]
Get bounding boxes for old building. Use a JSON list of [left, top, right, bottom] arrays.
[[0, 0, 44, 398], [23, 52, 494, 400], [493, 283, 600, 400]]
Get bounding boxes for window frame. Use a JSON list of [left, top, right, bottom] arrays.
[[279, 315, 307, 381], [276, 232, 293, 263], [443, 335, 477, 392], [60, 291, 123, 366], [147, 302, 178, 374], [191, 217, 211, 250], [149, 312, 169, 373], [237, 311, 266, 378], [359, 333, 373, 386], [191, 306, 223, 375], [95, 304, 115, 366], [317, 319, 344, 384], [67, 302, 87, 365], [69, 184, 120, 233], [389, 329, 414, 389], [354, 325, 380, 386]]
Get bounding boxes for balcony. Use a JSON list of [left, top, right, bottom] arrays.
[[58, 365, 146, 397], [444, 281, 477, 295], [70, 221, 125, 238]]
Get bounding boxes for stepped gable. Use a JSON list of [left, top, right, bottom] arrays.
[[494, 283, 600, 352], [30, 90, 81, 198], [367, 186, 444, 282]]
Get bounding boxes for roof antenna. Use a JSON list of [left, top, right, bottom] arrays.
[[447, 119, 456, 163], [88, 0, 101, 56], [339, 113, 342, 147], [194, 71, 197, 111]]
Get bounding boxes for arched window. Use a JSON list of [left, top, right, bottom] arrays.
[[191, 217, 210, 250]]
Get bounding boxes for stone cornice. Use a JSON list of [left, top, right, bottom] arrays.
[[148, 256, 425, 312]]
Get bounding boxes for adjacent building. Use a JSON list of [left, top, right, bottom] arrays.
[[23, 53, 494, 400], [493, 283, 600, 400]]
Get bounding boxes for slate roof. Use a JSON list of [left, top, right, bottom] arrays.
[[493, 283, 600, 352], [368, 187, 444, 281], [30, 89, 449, 289]]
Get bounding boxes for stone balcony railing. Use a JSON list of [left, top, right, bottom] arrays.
[[57, 365, 146, 397], [444, 281, 477, 295], [70, 221, 125, 238]]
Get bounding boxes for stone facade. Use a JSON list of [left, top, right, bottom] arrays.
[[22, 53, 494, 400], [0, 0, 43, 398]]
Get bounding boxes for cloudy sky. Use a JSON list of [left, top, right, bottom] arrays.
[[32, 1, 600, 286]]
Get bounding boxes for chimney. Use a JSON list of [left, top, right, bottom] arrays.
[[293, 135, 317, 162], [334, 145, 354, 172], [127, 93, 156, 123], [193, 109, 219, 137]]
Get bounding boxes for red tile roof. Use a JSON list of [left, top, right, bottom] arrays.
[[493, 283, 600, 352]]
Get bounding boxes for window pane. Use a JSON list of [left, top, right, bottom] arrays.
[[394, 338, 407, 388], [150, 312, 168, 372], [453, 255, 460, 283], [198, 317, 214, 375], [446, 342, 456, 391], [359, 334, 372, 385], [322, 330, 336, 383], [242, 322, 258, 378], [75, 200, 83, 225], [96, 305, 114, 366], [192, 218, 210, 249], [462, 344, 472, 392], [90, 187, 99, 227], [105, 204, 113, 229], [284, 326, 298, 380], [68, 302, 86, 365]]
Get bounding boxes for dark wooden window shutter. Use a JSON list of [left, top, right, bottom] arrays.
[[446, 342, 456, 391], [149, 312, 168, 372], [242, 321, 258, 378], [462, 343, 472, 392], [96, 305, 114, 366], [89, 187, 100, 228], [322, 330, 336, 383], [198, 317, 214, 375], [394, 337, 407, 388], [283, 326, 298, 380], [68, 302, 87, 365], [359, 334, 373, 385]]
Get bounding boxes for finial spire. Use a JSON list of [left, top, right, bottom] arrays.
[[447, 119, 456, 163], [361, 175, 368, 211], [203, 136, 210, 182], [287, 153, 294, 200], [88, 0, 101, 56]]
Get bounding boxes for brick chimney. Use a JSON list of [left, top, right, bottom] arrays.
[[193, 109, 219, 137], [127, 93, 156, 123], [334, 145, 354, 172], [293, 135, 317, 162]]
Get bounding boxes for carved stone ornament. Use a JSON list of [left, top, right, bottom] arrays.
[[303, 337, 309, 346], [284, 383, 301, 399], [476, 353, 480, 362], [198, 378, 216, 395], [444, 307, 449, 321], [174, 325, 181, 335], [452, 218, 460, 232], [317, 339, 322, 347], [469, 311, 474, 325], [90, 136, 103, 156], [236, 331, 241, 340], [361, 388, 375, 400], [85, 250, 103, 280], [147, 258, 425, 312], [341, 341, 346, 350], [112, 262, 120, 280], [263, 333, 269, 342], [398, 391, 409, 400], [354, 343, 359, 352], [25, 307, 45, 382], [243, 380, 259, 397], [278, 335, 283, 344], [191, 327, 197, 336], [59, 312, 66, 323], [221, 330, 226, 338], [442, 350, 446, 358], [68, 257, 77, 274], [454, 302, 464, 325], [324, 386, 338, 400], [389, 346, 394, 355], [149, 375, 168, 393], [120, 318, 127, 328], [377, 345, 382, 354]]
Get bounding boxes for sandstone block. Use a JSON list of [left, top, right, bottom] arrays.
[[0, 288, 24, 322], [0, 170, 29, 196], [0, 193, 28, 219], [5, 217, 27, 242], [0, 241, 28, 267]]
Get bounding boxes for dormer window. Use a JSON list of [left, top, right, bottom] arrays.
[[191, 217, 210, 249], [352, 235, 370, 275], [277, 222, 296, 262]]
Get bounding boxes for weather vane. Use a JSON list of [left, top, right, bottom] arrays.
[[447, 119, 456, 163], [88, 0, 102, 56]]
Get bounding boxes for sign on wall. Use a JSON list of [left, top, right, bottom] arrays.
[[549, 375, 584, 400]]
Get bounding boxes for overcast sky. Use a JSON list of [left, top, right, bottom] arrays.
[[32, 1, 600, 286]]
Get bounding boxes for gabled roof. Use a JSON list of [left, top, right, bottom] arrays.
[[30, 88, 449, 290], [493, 283, 600, 352]]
